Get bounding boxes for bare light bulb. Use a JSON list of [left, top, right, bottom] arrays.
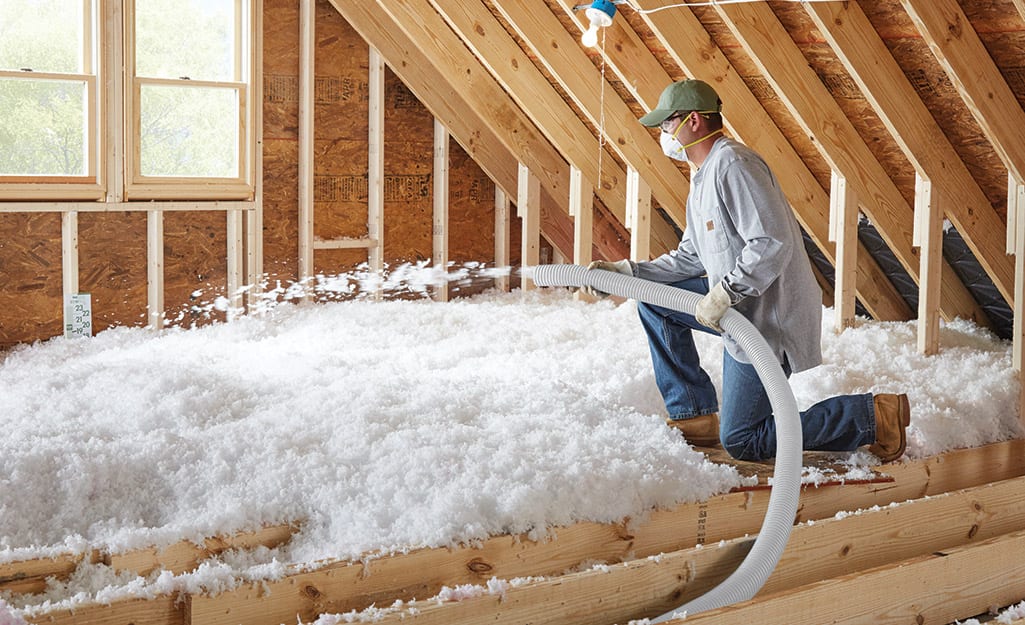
[[580, 5, 613, 48]]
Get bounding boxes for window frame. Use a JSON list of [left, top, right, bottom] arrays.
[[124, 0, 255, 200], [0, 0, 104, 200]]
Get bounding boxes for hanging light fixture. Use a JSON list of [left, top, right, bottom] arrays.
[[580, 0, 617, 48]]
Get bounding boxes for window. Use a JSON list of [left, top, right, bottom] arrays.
[[0, 0, 255, 201], [0, 0, 101, 198], [127, 0, 254, 199]]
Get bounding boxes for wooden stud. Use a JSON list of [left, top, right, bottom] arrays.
[[914, 174, 942, 355], [227, 209, 244, 320], [61, 211, 80, 303], [633, 4, 911, 323], [147, 209, 164, 329], [569, 166, 592, 267], [495, 187, 511, 293], [368, 46, 385, 294], [714, 1, 985, 327], [829, 171, 858, 332], [420, 0, 679, 255], [1012, 177, 1025, 430], [625, 166, 650, 263], [247, 0, 265, 310], [297, 0, 314, 296], [518, 163, 540, 291], [805, 1, 1013, 306], [104, 0, 123, 203], [433, 119, 450, 302]]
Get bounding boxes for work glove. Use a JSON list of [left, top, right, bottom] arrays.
[[582, 259, 632, 298], [695, 281, 732, 332]]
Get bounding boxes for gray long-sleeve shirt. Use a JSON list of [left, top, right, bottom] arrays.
[[633, 137, 823, 372]]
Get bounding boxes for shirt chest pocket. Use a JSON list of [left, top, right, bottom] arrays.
[[697, 212, 731, 254]]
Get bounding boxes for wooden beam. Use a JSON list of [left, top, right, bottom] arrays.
[[297, 0, 314, 293], [227, 209, 244, 320], [433, 119, 450, 302], [246, 0, 264, 311], [286, 476, 1025, 625], [626, 166, 651, 262], [147, 209, 164, 329], [901, 0, 1025, 186], [714, 2, 986, 327], [804, 1, 1014, 307], [634, 5, 911, 323], [179, 440, 1025, 625], [674, 530, 1025, 625], [485, 0, 690, 230], [914, 175, 942, 355], [1014, 177, 1025, 430], [61, 210, 79, 307], [368, 47, 385, 293], [416, 0, 679, 256], [828, 172, 857, 332], [518, 163, 541, 291], [495, 187, 510, 292], [0, 201, 255, 213], [569, 166, 592, 267], [331, 1, 609, 262]]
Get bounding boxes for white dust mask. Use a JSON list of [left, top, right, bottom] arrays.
[[660, 130, 688, 161]]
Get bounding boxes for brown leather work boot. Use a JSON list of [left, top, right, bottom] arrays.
[[666, 413, 720, 447], [868, 393, 911, 463]]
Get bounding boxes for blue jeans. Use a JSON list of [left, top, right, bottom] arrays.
[[636, 277, 876, 461]]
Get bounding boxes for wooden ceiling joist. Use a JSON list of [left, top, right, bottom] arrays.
[[419, 0, 679, 255], [485, 0, 691, 229], [714, 1, 987, 327], [330, 0, 587, 261], [804, 1, 1014, 308], [633, 5, 912, 322]]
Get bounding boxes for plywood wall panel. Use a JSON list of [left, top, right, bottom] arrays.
[[0, 213, 62, 348], [78, 212, 147, 333], [163, 212, 228, 328]]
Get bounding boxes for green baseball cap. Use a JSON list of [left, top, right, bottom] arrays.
[[638, 79, 722, 127]]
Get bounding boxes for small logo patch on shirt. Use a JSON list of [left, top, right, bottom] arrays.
[[706, 219, 714, 231]]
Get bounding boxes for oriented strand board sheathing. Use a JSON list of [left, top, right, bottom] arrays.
[[0, 213, 63, 347], [162, 212, 229, 327], [78, 212, 148, 334], [859, 0, 1014, 218]]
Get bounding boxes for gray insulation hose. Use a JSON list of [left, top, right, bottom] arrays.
[[531, 264, 802, 619]]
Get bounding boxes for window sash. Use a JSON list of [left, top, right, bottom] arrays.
[[124, 0, 254, 200], [0, 0, 102, 200]]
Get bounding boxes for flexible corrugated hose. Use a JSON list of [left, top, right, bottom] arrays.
[[531, 264, 802, 620]]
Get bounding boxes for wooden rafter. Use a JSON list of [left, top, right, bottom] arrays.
[[714, 2, 987, 327], [485, 0, 691, 230], [329, 1, 585, 261], [901, 0, 1025, 185], [804, 1, 1014, 307], [632, 6, 911, 322], [422, 0, 679, 257]]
